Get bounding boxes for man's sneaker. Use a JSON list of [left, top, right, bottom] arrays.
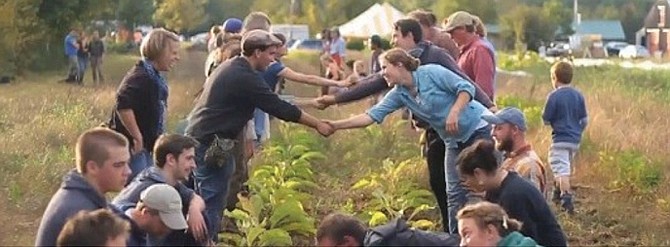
[[560, 193, 575, 214]]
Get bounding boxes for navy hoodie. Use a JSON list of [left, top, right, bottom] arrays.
[[35, 170, 111, 246]]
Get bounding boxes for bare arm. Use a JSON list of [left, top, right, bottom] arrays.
[[187, 194, 207, 242], [297, 111, 334, 136], [117, 109, 143, 153], [279, 67, 348, 87], [329, 114, 375, 130]]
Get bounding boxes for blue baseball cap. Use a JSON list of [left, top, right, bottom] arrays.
[[482, 107, 527, 131], [223, 18, 243, 33]]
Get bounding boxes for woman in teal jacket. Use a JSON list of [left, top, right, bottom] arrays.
[[457, 201, 541, 247], [327, 48, 492, 232]]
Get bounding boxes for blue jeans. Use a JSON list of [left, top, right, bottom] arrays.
[[193, 137, 236, 242], [444, 125, 493, 234], [78, 56, 89, 82], [128, 150, 152, 185]]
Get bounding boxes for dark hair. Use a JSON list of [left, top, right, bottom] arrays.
[[153, 134, 198, 168], [316, 213, 367, 245], [241, 43, 274, 56], [370, 35, 382, 48], [57, 209, 130, 247], [457, 139, 499, 176], [408, 9, 437, 27], [381, 48, 420, 71], [393, 18, 422, 44], [273, 33, 287, 45]]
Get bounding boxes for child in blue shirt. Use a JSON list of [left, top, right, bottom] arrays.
[[542, 61, 588, 214]]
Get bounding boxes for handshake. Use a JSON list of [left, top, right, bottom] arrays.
[[302, 95, 336, 110], [314, 119, 338, 137]]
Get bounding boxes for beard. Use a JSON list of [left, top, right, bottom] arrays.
[[496, 136, 514, 153]]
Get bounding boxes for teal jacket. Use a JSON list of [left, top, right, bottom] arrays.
[[497, 232, 542, 247]]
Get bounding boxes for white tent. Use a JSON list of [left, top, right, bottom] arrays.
[[338, 2, 406, 38]]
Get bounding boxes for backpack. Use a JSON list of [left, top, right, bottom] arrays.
[[363, 218, 460, 247]]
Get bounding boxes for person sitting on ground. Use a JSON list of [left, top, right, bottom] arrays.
[[56, 209, 130, 247], [124, 184, 189, 246], [457, 201, 540, 247], [36, 127, 131, 247], [456, 139, 566, 246], [316, 213, 460, 246], [113, 134, 208, 246], [482, 107, 548, 197], [542, 61, 588, 214]]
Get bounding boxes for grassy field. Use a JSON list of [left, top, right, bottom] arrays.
[[0, 50, 669, 246]]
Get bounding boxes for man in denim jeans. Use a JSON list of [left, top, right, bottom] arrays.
[[63, 29, 79, 82], [185, 29, 334, 242]]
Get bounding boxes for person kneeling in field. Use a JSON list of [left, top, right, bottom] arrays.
[[316, 213, 460, 246], [113, 134, 209, 246], [123, 184, 189, 246], [36, 127, 131, 246], [457, 201, 540, 247], [57, 209, 130, 247]]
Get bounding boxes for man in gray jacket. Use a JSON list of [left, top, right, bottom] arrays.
[[35, 127, 131, 246]]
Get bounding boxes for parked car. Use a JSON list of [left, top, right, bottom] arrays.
[[546, 42, 570, 57], [619, 45, 650, 59], [288, 39, 323, 52], [605, 42, 629, 57]]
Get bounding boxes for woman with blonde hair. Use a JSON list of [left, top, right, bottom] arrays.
[[457, 201, 539, 247], [109, 28, 181, 182]]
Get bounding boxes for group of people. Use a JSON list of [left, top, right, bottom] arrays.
[[62, 29, 106, 85], [36, 8, 588, 247]]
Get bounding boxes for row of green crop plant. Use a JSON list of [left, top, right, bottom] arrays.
[[220, 123, 325, 246]]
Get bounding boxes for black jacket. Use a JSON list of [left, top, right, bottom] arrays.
[[186, 57, 302, 140], [110, 61, 162, 151]]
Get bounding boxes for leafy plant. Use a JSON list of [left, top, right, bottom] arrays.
[[352, 158, 437, 230], [221, 143, 322, 246]]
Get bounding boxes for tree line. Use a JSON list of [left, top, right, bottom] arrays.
[[0, 0, 655, 74]]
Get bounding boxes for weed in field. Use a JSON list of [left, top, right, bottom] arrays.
[[598, 150, 662, 196]]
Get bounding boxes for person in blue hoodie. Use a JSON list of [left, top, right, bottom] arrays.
[[457, 201, 541, 247], [35, 127, 132, 246]]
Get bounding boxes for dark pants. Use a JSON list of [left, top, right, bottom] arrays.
[[423, 128, 449, 232], [193, 135, 236, 243]]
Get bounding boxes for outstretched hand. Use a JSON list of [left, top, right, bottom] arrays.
[[316, 121, 335, 137], [315, 95, 336, 110]]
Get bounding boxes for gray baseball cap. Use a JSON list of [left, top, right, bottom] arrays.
[[482, 107, 527, 131], [140, 184, 188, 230]]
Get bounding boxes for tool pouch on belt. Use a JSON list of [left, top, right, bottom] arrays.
[[204, 135, 238, 167]]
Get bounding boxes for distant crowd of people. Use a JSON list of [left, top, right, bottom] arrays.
[[39, 8, 588, 247], [62, 29, 106, 85]]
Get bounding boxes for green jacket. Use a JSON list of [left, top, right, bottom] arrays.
[[497, 231, 542, 247]]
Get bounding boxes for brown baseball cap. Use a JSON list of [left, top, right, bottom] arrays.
[[443, 11, 477, 32], [241, 29, 282, 51]]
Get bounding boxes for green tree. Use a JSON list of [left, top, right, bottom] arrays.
[[153, 0, 207, 33], [116, 0, 154, 28]]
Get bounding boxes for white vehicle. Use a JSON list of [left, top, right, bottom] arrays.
[[271, 24, 310, 41], [619, 45, 650, 59]]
